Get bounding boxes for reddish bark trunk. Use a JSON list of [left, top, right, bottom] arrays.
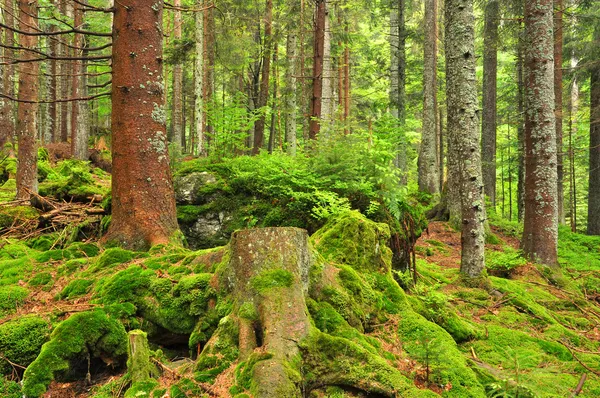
[[252, 0, 272, 154], [0, 0, 15, 148], [103, 0, 179, 249], [554, 0, 564, 224], [15, 0, 39, 200], [309, 0, 326, 141]]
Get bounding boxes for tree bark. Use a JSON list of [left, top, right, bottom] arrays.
[[321, 0, 333, 127], [171, 0, 183, 155], [554, 0, 565, 224], [59, 0, 70, 142], [195, 0, 205, 156], [482, 0, 499, 208], [568, 54, 579, 232], [419, 0, 440, 195], [0, 0, 15, 148], [445, 0, 486, 277], [309, 0, 326, 141], [203, 3, 215, 149], [252, 0, 272, 154], [587, 25, 600, 235], [71, 2, 89, 159], [103, 0, 179, 250], [15, 0, 39, 200], [390, 0, 408, 184], [522, 0, 558, 266], [285, 31, 298, 156]]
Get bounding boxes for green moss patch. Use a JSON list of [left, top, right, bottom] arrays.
[[0, 316, 50, 376]]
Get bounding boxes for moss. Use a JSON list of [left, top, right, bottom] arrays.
[[397, 311, 486, 397], [177, 205, 205, 224], [311, 210, 392, 273], [195, 316, 239, 383], [58, 278, 94, 299], [300, 330, 438, 397], [29, 271, 53, 287], [38, 159, 108, 201], [87, 248, 140, 273], [124, 380, 159, 398], [250, 269, 294, 292], [238, 302, 258, 321], [0, 205, 39, 229], [0, 179, 16, 203], [170, 378, 207, 398], [234, 352, 273, 391], [22, 309, 127, 397], [0, 316, 50, 376], [0, 285, 29, 315], [57, 258, 89, 277], [0, 378, 21, 398]]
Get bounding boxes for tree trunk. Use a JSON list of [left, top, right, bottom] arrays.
[[568, 53, 579, 232], [252, 0, 272, 154], [522, 0, 558, 266], [103, 0, 179, 250], [587, 25, 600, 235], [391, 0, 408, 184], [445, 0, 486, 278], [554, 0, 565, 224], [0, 0, 15, 148], [517, 25, 525, 222], [195, 0, 206, 156], [15, 0, 39, 200], [321, 1, 333, 127], [309, 0, 326, 141], [48, 22, 58, 144], [268, 42, 278, 153], [482, 0, 499, 208], [171, 0, 184, 155], [59, 0, 70, 142], [285, 32, 298, 156], [203, 3, 215, 149], [419, 0, 440, 195], [71, 2, 89, 160]]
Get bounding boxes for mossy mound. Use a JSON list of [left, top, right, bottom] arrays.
[[22, 309, 128, 397], [0, 316, 50, 376], [38, 159, 109, 201]]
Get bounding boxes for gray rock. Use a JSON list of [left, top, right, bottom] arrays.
[[174, 172, 218, 205], [181, 211, 232, 249]]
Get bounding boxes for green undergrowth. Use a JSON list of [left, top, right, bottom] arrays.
[[0, 207, 598, 397]]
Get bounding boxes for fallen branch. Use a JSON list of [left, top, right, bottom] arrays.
[[559, 340, 600, 377]]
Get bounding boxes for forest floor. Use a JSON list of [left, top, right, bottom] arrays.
[[1, 158, 600, 397]]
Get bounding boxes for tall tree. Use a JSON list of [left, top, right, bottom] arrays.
[[103, 0, 179, 249], [481, 0, 499, 208], [446, 0, 486, 277], [195, 0, 205, 156], [321, 1, 334, 125], [419, 0, 440, 195], [522, 0, 558, 266], [390, 0, 408, 183], [252, 0, 273, 154], [71, 2, 88, 159], [15, 0, 40, 200], [0, 0, 15, 148], [588, 24, 600, 235], [554, 0, 565, 224], [309, 0, 326, 140], [285, 30, 298, 156], [172, 0, 184, 154]]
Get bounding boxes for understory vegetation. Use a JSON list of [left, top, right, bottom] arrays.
[[0, 155, 599, 397]]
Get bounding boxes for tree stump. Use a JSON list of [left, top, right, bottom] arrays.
[[127, 330, 152, 383], [225, 227, 311, 397]]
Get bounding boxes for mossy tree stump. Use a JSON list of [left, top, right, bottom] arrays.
[[224, 227, 311, 397]]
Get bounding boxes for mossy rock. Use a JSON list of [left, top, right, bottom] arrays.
[[22, 309, 128, 397], [0, 316, 50, 376], [0, 285, 29, 315], [0, 205, 39, 230], [311, 210, 392, 273]]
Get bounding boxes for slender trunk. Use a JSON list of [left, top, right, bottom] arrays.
[[71, 2, 88, 159], [321, 1, 333, 127], [48, 20, 58, 143], [59, 0, 69, 142], [439, 107, 444, 192], [569, 54, 579, 232], [391, 0, 408, 183], [252, 0, 272, 154], [482, 0, 499, 207], [309, 0, 326, 140], [522, 0, 558, 266], [268, 42, 278, 153], [203, 3, 215, 149], [587, 25, 600, 235], [446, 0, 486, 277], [285, 32, 298, 156], [104, 0, 179, 249], [554, 0, 565, 224], [517, 11, 525, 222], [171, 0, 184, 154], [195, 0, 205, 156], [15, 0, 39, 199], [419, 0, 440, 195], [0, 0, 15, 148], [343, 24, 350, 133]]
